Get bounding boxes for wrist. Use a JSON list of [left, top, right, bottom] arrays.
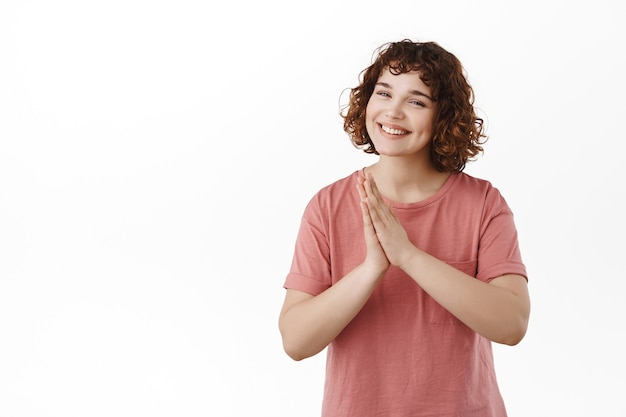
[[361, 259, 389, 280], [396, 244, 420, 271]]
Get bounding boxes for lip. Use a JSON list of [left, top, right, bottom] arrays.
[[378, 123, 411, 137]]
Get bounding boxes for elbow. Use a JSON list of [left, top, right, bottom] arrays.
[[281, 337, 303, 361], [279, 325, 322, 361], [279, 325, 304, 361], [284, 347, 307, 362], [499, 332, 525, 346], [496, 317, 529, 346], [282, 339, 315, 361], [279, 324, 313, 361], [279, 315, 322, 361]]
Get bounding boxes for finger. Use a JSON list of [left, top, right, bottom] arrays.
[[360, 200, 380, 242], [359, 200, 372, 226], [357, 179, 385, 238], [364, 178, 389, 219], [366, 198, 385, 232], [366, 172, 385, 201], [356, 178, 367, 201], [366, 189, 396, 229], [363, 176, 382, 208]]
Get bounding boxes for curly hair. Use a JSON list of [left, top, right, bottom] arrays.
[[341, 39, 486, 173]]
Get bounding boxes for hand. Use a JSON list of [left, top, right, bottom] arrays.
[[356, 175, 390, 274], [361, 173, 415, 268]]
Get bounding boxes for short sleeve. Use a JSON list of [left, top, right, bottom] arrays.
[[477, 187, 528, 282], [283, 194, 333, 295]]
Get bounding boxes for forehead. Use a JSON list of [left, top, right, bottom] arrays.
[[377, 68, 431, 94]]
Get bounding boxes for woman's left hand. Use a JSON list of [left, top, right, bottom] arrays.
[[362, 173, 416, 268]]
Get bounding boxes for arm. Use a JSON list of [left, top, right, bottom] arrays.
[[398, 251, 529, 345], [278, 178, 390, 361], [362, 173, 530, 345], [279, 264, 384, 361]]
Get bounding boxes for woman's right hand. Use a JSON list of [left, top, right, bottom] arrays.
[[357, 175, 390, 274], [279, 177, 390, 361]]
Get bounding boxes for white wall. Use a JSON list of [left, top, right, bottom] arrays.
[[1, 0, 624, 415]]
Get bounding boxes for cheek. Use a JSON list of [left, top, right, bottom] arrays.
[[363, 106, 375, 131], [420, 115, 436, 134], [364, 99, 380, 119], [364, 115, 378, 138]]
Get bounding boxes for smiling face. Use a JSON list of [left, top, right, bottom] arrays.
[[365, 68, 436, 161]]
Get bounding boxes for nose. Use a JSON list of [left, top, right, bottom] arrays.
[[385, 99, 404, 119]]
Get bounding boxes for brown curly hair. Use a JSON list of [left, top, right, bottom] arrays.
[[341, 39, 486, 173]]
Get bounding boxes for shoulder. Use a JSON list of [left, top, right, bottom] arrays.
[[453, 171, 496, 193], [302, 171, 359, 229], [453, 172, 506, 199], [453, 172, 513, 217], [299, 170, 362, 227], [308, 170, 361, 206]]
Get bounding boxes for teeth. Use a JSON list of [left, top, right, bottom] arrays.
[[381, 125, 408, 135]]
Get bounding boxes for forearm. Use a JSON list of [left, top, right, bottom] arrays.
[[279, 263, 385, 361], [399, 247, 530, 345]]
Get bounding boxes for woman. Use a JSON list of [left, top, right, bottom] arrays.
[[279, 39, 530, 417]]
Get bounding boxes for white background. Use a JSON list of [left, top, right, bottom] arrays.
[[1, 0, 624, 416]]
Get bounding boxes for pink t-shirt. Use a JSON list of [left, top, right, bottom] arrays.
[[284, 169, 527, 417]]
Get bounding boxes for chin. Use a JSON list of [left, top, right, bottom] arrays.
[[377, 150, 408, 158], [373, 144, 407, 157]]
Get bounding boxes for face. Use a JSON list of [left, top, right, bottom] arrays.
[[365, 68, 436, 160]]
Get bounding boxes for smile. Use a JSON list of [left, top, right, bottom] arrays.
[[380, 124, 409, 135]]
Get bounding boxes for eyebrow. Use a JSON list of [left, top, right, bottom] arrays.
[[376, 82, 435, 102]]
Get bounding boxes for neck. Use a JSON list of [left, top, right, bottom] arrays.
[[366, 155, 450, 203]]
